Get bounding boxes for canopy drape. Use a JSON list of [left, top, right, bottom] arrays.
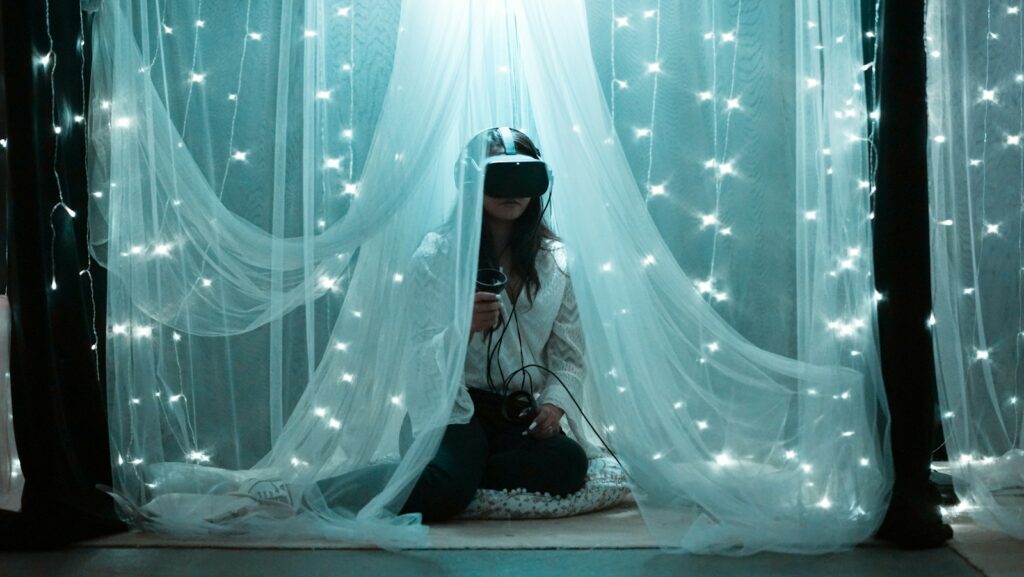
[[87, 0, 890, 554]]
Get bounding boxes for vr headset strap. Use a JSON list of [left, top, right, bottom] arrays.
[[497, 126, 517, 155]]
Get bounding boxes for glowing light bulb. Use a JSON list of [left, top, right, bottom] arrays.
[[248, 32, 263, 41], [195, 19, 205, 28], [335, 342, 349, 351], [817, 497, 832, 509], [390, 395, 403, 406], [963, 287, 975, 295], [985, 223, 1000, 235], [1010, 6, 1021, 14], [316, 90, 332, 100], [714, 453, 735, 466], [228, 93, 238, 101], [163, 25, 174, 35], [343, 183, 358, 196], [643, 10, 657, 18], [806, 78, 821, 88], [314, 407, 327, 418], [721, 31, 736, 43], [698, 91, 714, 101], [696, 420, 709, 430], [172, 332, 182, 342], [673, 401, 684, 409], [642, 255, 657, 267], [980, 88, 997, 102], [231, 151, 247, 161], [785, 450, 798, 460], [304, 30, 318, 38], [114, 117, 133, 128], [601, 262, 613, 272], [341, 373, 355, 383], [188, 451, 211, 463], [695, 278, 715, 294], [319, 276, 337, 290], [700, 213, 720, 228], [337, 6, 352, 16], [615, 16, 629, 28], [933, 135, 947, 143], [726, 98, 741, 109], [153, 243, 172, 256], [201, 278, 213, 287], [325, 157, 342, 169], [635, 127, 652, 138], [718, 162, 734, 176], [393, 273, 404, 283], [342, 129, 354, 139], [614, 79, 629, 90], [134, 326, 153, 338], [646, 62, 662, 74], [189, 72, 206, 84], [37, 52, 52, 66], [706, 342, 720, 352], [648, 184, 666, 196], [1009, 134, 1021, 146], [975, 349, 990, 361]]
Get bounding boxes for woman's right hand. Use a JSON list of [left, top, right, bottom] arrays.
[[471, 292, 502, 334]]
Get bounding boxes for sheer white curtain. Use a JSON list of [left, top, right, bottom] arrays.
[[927, 1, 1024, 539], [0, 296, 22, 512], [87, 0, 889, 554]]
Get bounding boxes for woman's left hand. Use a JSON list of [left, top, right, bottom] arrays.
[[527, 404, 565, 440]]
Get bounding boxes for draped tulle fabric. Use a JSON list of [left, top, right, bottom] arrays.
[[926, 1, 1024, 539], [87, 0, 891, 554], [0, 296, 22, 512]]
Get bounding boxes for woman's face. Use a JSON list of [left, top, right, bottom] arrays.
[[483, 195, 531, 222]]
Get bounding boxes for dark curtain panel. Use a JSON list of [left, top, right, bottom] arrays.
[[872, 0, 948, 497], [0, 0, 123, 549]]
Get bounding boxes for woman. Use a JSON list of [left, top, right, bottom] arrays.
[[316, 128, 591, 523]]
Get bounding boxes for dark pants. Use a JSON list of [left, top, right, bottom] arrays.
[[316, 388, 589, 522]]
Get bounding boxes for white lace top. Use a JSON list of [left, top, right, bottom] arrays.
[[457, 242, 586, 421], [409, 232, 588, 433]]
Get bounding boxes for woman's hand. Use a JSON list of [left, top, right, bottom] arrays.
[[471, 291, 502, 334], [526, 403, 565, 440]]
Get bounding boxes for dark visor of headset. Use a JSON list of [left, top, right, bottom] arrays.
[[483, 159, 550, 199]]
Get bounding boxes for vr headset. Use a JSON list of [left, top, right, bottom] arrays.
[[457, 127, 552, 199]]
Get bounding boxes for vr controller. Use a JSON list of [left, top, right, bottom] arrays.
[[475, 267, 538, 425]]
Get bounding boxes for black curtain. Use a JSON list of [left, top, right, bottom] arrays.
[[0, 0, 123, 548], [873, 0, 948, 498]]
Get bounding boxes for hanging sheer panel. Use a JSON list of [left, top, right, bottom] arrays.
[[0, 295, 23, 512], [88, 0, 889, 554], [926, 2, 1024, 539]]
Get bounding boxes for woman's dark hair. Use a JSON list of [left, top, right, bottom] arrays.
[[476, 128, 560, 304]]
